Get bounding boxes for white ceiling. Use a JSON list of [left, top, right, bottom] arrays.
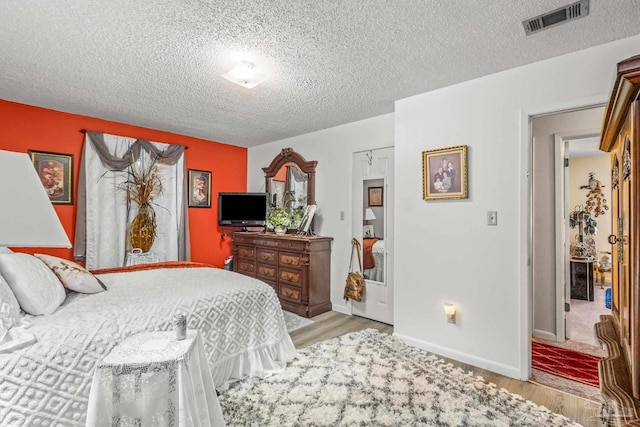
[[1, 1, 639, 147], [568, 136, 608, 158]]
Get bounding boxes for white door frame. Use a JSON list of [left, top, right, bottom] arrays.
[[519, 94, 607, 380], [554, 134, 569, 342]]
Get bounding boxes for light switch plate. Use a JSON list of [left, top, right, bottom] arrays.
[[487, 211, 498, 226]]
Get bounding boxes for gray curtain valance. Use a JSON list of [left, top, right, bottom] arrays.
[[74, 131, 190, 263]]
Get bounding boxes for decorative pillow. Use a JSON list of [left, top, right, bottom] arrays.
[[0, 273, 20, 336], [0, 247, 14, 254], [0, 253, 66, 315], [34, 254, 107, 294]]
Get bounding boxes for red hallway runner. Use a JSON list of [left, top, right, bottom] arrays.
[[531, 341, 600, 387]]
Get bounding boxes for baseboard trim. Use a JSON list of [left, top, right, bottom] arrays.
[[393, 333, 521, 379], [331, 304, 351, 315], [533, 329, 557, 341]]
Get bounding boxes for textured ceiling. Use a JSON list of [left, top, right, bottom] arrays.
[[1, 1, 639, 147]]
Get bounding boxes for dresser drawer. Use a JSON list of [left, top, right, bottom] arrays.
[[279, 284, 300, 302], [254, 238, 278, 248], [257, 264, 277, 281], [237, 245, 256, 259], [257, 248, 277, 264], [279, 252, 303, 268], [236, 260, 255, 275], [279, 268, 302, 287], [278, 240, 306, 251]]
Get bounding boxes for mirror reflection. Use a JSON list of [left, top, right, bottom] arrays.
[[362, 178, 385, 284], [269, 162, 308, 213]]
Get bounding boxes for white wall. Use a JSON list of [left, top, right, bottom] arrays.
[[394, 34, 640, 379], [530, 107, 605, 340], [247, 114, 394, 313], [246, 33, 640, 379]]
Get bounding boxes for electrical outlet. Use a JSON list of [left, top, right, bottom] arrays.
[[487, 211, 498, 226], [340, 211, 345, 221]]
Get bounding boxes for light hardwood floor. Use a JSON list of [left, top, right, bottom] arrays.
[[291, 311, 604, 427]]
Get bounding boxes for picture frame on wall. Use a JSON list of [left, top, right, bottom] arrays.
[[368, 186, 383, 207], [188, 169, 212, 208], [28, 150, 74, 205], [422, 145, 468, 200]]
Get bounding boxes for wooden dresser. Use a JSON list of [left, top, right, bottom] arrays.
[[231, 232, 333, 318]]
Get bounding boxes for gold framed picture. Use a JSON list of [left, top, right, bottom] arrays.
[[422, 145, 468, 200], [28, 150, 74, 204]]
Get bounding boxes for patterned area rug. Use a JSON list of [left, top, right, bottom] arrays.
[[282, 310, 314, 333], [219, 329, 580, 426], [532, 341, 600, 387]]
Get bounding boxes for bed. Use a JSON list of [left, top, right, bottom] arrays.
[[0, 255, 296, 426], [363, 239, 385, 283]]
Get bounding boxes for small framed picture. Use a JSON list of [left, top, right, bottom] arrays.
[[298, 204, 317, 234], [28, 150, 74, 204], [368, 186, 383, 207], [363, 225, 374, 238], [188, 170, 211, 208], [422, 145, 468, 200]]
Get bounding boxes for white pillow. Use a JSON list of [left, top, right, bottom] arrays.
[[0, 273, 20, 336], [0, 247, 14, 255], [0, 254, 66, 315], [34, 254, 107, 294]]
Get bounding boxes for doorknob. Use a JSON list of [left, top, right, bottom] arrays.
[[608, 234, 618, 244]]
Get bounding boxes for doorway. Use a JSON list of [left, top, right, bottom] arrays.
[[351, 147, 394, 325], [563, 137, 612, 346], [529, 106, 610, 398], [531, 106, 608, 347]]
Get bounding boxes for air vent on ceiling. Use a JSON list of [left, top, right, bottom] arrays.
[[523, 0, 589, 35]]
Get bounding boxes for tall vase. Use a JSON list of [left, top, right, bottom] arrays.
[[130, 203, 156, 252]]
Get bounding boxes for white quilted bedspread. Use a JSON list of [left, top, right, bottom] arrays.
[[0, 267, 296, 426]]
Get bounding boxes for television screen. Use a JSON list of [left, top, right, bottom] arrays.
[[218, 192, 267, 227]]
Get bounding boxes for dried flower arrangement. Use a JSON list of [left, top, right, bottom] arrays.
[[118, 153, 164, 252]]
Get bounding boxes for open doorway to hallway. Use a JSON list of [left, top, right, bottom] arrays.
[[530, 105, 610, 401], [564, 137, 612, 347]]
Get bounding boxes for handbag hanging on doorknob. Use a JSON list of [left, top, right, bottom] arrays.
[[344, 238, 366, 301]]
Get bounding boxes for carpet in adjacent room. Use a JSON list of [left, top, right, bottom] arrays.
[[219, 329, 580, 426], [530, 340, 601, 402], [532, 341, 599, 387]]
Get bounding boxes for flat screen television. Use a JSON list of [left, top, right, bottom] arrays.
[[218, 192, 268, 229]]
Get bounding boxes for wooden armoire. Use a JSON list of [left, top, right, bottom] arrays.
[[596, 54, 640, 425]]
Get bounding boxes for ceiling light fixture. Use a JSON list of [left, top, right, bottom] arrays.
[[222, 61, 266, 89]]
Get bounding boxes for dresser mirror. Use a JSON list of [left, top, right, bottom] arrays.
[[263, 148, 317, 230]]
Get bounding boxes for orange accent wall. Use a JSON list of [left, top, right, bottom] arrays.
[[0, 99, 246, 267]]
